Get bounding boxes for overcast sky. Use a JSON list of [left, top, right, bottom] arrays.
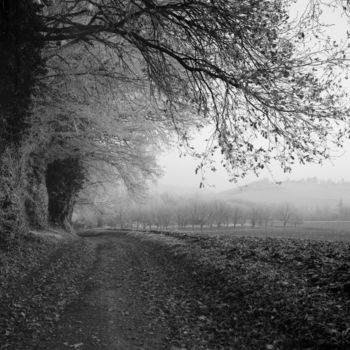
[[157, 2, 350, 192], [157, 139, 350, 192]]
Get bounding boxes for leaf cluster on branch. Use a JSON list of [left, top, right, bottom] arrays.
[[34, 0, 350, 182]]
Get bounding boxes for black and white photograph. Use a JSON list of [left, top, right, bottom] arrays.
[[1, 1, 350, 349]]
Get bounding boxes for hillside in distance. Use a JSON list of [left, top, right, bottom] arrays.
[[219, 178, 350, 207], [149, 183, 215, 197]]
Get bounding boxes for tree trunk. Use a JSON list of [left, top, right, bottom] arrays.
[[25, 152, 48, 229], [0, 149, 27, 241], [46, 158, 85, 231]]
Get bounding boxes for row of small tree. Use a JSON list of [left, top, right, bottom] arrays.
[[74, 195, 304, 230], [305, 200, 350, 221]]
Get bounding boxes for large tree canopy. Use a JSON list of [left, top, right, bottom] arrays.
[[1, 0, 350, 235], [38, 0, 350, 179]]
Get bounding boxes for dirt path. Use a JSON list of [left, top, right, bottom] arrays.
[[39, 231, 177, 350]]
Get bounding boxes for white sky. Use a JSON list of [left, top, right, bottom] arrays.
[[157, 1, 350, 192], [157, 139, 350, 191]]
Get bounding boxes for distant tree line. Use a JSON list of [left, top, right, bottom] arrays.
[[73, 195, 305, 230], [305, 200, 350, 221]]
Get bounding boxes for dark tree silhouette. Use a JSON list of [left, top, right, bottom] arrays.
[[46, 158, 86, 229], [0, 0, 46, 240], [0, 0, 44, 147]]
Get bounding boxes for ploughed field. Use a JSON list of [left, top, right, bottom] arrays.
[[178, 221, 350, 242], [136, 229, 350, 349]]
